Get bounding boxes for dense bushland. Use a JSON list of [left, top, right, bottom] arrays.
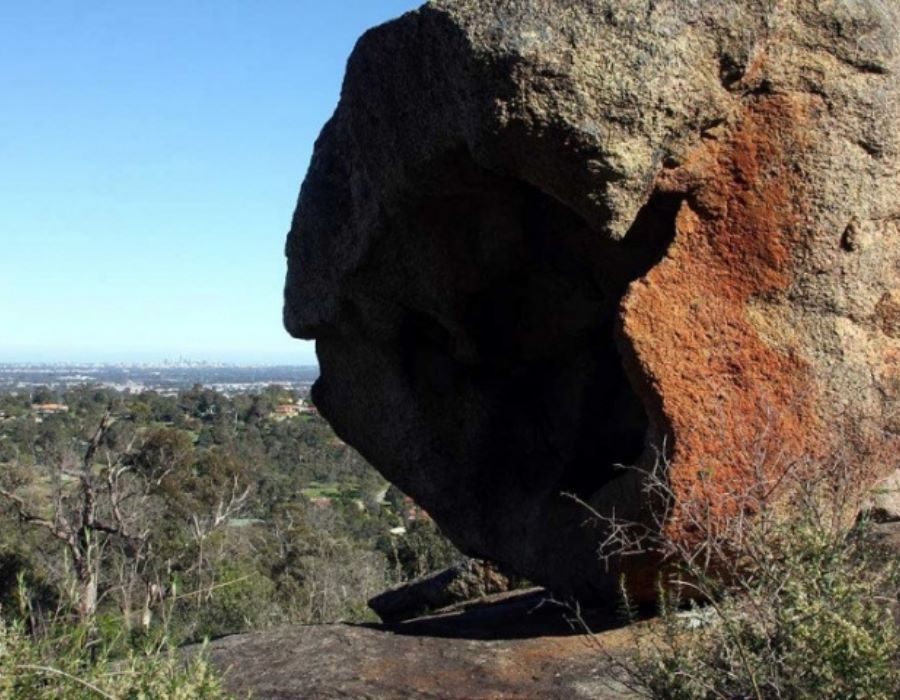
[[0, 383, 460, 697]]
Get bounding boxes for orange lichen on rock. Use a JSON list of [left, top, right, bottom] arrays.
[[620, 95, 826, 543]]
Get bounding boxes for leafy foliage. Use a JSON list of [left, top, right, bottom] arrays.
[[0, 613, 228, 700], [633, 520, 900, 699], [587, 452, 900, 700], [0, 382, 461, 696]]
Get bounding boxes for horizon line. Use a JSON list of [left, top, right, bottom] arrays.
[[0, 360, 320, 368]]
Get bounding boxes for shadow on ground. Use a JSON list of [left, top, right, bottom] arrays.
[[368, 587, 642, 641]]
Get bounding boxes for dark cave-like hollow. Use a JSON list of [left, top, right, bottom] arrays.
[[376, 153, 681, 503], [553, 191, 682, 498]]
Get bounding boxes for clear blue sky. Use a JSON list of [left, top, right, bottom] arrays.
[[0, 1, 420, 365]]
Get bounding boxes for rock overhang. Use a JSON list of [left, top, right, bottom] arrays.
[[285, 0, 900, 599]]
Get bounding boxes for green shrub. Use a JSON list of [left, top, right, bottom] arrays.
[[589, 455, 900, 700], [185, 564, 277, 642], [629, 518, 900, 700], [0, 615, 232, 700], [382, 519, 463, 582]]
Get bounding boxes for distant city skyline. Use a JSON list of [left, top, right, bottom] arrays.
[[0, 355, 319, 368], [0, 1, 420, 366]]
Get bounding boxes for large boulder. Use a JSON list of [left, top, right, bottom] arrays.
[[284, 0, 900, 600]]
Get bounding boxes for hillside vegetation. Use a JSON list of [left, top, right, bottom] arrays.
[[0, 384, 459, 697]]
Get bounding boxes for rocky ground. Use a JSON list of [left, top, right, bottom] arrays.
[[199, 522, 900, 699], [202, 589, 642, 700]]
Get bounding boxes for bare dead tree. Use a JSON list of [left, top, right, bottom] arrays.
[[0, 411, 255, 629], [187, 474, 251, 607], [0, 413, 145, 622]]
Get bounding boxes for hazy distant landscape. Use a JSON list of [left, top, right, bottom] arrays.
[[0, 363, 319, 395], [0, 363, 460, 697]]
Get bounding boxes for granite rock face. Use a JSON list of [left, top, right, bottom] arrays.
[[284, 0, 900, 599], [369, 559, 512, 623], [202, 590, 638, 700]]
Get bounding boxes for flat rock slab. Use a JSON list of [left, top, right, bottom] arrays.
[[203, 591, 638, 699], [202, 524, 900, 698]]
